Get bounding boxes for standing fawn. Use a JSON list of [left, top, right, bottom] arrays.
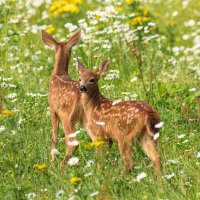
[[77, 58, 162, 173], [41, 29, 83, 169]]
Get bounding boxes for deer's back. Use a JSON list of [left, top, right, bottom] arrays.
[[87, 99, 159, 139], [48, 75, 82, 120]]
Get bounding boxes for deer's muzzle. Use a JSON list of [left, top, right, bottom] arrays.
[[79, 85, 87, 93]]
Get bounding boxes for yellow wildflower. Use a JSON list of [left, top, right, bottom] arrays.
[[0, 109, 15, 120], [117, 7, 124, 13], [69, 177, 82, 185], [128, 16, 150, 26], [166, 19, 175, 25], [33, 163, 47, 172], [96, 15, 101, 20], [124, 0, 134, 5], [154, 12, 160, 18], [50, 0, 83, 16], [45, 26, 55, 34], [85, 140, 105, 149], [137, 6, 148, 15]]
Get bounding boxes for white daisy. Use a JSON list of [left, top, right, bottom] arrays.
[[68, 157, 79, 166], [164, 173, 175, 179], [136, 172, 147, 182], [55, 190, 64, 199], [90, 191, 99, 197]]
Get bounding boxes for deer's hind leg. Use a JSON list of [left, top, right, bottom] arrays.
[[51, 112, 59, 163], [140, 128, 162, 173], [59, 114, 78, 170]]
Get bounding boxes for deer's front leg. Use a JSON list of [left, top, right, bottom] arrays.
[[50, 112, 59, 163]]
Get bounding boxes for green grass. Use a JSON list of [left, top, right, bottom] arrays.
[[0, 0, 200, 199]]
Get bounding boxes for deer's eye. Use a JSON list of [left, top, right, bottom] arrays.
[[90, 78, 95, 83], [79, 78, 81, 82]]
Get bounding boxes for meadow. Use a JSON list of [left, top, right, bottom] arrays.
[[0, 0, 200, 199]]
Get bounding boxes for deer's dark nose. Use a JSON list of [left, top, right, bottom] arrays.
[[79, 85, 87, 92]]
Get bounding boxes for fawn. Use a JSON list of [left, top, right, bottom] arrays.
[[41, 29, 83, 169], [77, 58, 162, 173]]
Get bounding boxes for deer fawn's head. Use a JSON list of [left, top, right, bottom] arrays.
[[41, 28, 81, 74], [77, 58, 109, 95]]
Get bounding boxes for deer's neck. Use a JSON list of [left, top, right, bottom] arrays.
[[81, 88, 102, 114], [53, 47, 70, 76]]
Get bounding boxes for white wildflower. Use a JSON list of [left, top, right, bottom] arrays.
[[96, 121, 105, 126], [153, 132, 160, 141], [130, 76, 138, 83], [184, 19, 195, 27], [51, 148, 60, 156], [25, 192, 36, 200], [68, 196, 75, 200], [68, 157, 79, 166], [11, 130, 16, 135], [67, 140, 79, 146], [90, 191, 99, 197], [172, 11, 178, 17], [178, 134, 185, 139], [136, 172, 147, 182], [6, 93, 17, 99], [164, 173, 175, 179], [85, 160, 94, 168], [155, 122, 164, 128], [197, 152, 200, 158], [0, 126, 5, 132], [55, 190, 64, 199], [189, 88, 196, 92], [182, 34, 189, 40], [84, 172, 93, 177], [182, 139, 189, 143], [148, 22, 156, 26]]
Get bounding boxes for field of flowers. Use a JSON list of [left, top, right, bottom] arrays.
[[0, 0, 200, 199]]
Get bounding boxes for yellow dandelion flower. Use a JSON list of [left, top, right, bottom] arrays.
[[46, 26, 55, 34], [124, 0, 134, 5], [154, 12, 160, 18], [166, 19, 175, 25], [33, 163, 47, 172], [85, 140, 105, 149], [0, 109, 15, 120], [96, 15, 101, 20], [143, 17, 150, 22], [50, 0, 83, 16], [117, 7, 124, 13], [69, 177, 82, 185]]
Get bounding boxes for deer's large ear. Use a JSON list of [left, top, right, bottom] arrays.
[[41, 30, 58, 49], [95, 59, 109, 76], [77, 58, 86, 74], [67, 28, 81, 49]]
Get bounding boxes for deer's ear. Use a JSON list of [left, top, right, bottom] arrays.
[[41, 30, 58, 49], [67, 28, 81, 49], [77, 58, 86, 74], [95, 59, 109, 76]]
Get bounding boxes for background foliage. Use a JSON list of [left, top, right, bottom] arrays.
[[0, 0, 200, 199]]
